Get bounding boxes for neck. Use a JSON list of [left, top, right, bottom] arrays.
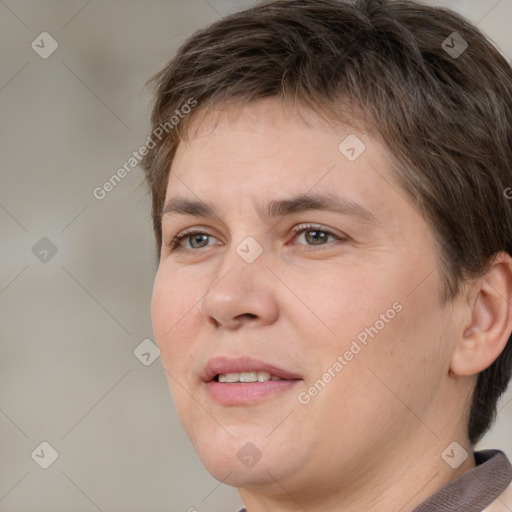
[[237, 431, 476, 512]]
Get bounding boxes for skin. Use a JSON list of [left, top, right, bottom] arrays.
[[151, 97, 512, 512]]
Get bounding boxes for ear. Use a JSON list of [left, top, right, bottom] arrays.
[[450, 252, 512, 376]]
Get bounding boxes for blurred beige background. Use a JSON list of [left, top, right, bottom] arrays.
[[1, 1, 511, 511]]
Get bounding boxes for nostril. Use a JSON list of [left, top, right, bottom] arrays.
[[235, 313, 258, 321]]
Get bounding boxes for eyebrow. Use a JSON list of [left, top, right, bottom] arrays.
[[161, 192, 378, 225]]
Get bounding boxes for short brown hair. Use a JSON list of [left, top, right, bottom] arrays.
[[140, 0, 512, 444]]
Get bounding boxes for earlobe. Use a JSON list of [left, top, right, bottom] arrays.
[[450, 252, 512, 377]]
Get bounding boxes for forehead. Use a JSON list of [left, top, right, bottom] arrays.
[[179, 97, 368, 149], [171, 99, 386, 182], [162, 97, 419, 234]]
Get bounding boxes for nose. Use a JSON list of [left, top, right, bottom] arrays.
[[200, 249, 279, 330]]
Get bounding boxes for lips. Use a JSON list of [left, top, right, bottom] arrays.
[[202, 356, 303, 406], [201, 356, 302, 383]]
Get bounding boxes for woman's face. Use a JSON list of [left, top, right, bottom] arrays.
[[151, 98, 459, 496]]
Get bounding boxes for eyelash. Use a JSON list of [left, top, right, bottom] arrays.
[[165, 223, 346, 252]]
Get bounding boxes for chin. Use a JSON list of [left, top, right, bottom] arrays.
[[200, 452, 284, 488], [191, 427, 290, 485]]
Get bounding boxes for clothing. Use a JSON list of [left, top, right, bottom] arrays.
[[414, 450, 512, 512], [235, 449, 512, 512]]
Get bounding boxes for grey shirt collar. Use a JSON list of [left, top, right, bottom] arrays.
[[412, 449, 512, 512]]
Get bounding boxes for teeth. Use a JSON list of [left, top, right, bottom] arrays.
[[217, 371, 284, 383], [240, 371, 258, 383]]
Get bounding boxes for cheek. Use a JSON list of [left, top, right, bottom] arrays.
[[151, 275, 199, 421], [151, 267, 200, 363], [151, 275, 173, 344], [303, 264, 400, 342], [304, 260, 443, 393]]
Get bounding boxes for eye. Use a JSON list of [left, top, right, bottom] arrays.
[[290, 224, 345, 247], [166, 229, 219, 252]]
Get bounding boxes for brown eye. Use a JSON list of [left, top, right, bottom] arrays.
[[303, 229, 331, 245], [292, 224, 344, 247]]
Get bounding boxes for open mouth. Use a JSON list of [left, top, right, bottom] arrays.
[[202, 356, 302, 404], [213, 371, 288, 383]]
